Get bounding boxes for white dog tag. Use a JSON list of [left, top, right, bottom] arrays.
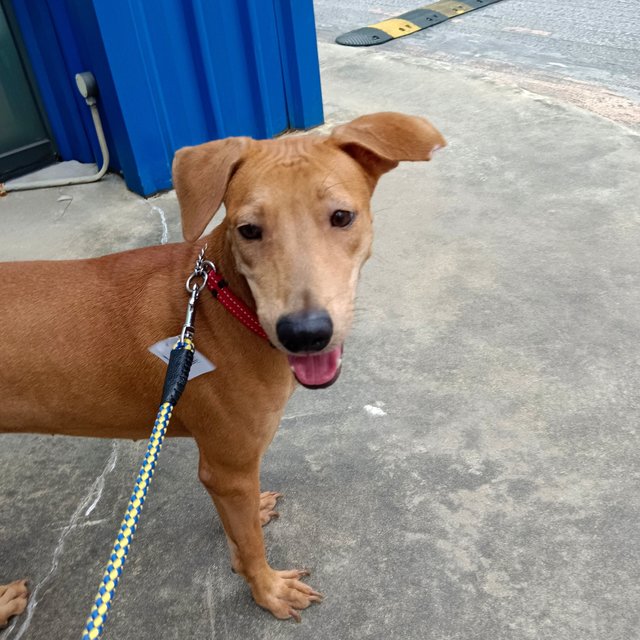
[[149, 336, 216, 380]]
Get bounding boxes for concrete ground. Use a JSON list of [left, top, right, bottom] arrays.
[[2, 2, 640, 639]]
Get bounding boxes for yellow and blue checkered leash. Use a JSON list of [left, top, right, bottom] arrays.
[[83, 247, 212, 639]]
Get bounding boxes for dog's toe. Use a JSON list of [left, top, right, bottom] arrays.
[[0, 579, 29, 627], [259, 491, 283, 526], [252, 569, 322, 622]]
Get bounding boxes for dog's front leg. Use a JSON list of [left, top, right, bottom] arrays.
[[197, 452, 321, 621]]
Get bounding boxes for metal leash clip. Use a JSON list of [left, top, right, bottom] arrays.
[[181, 245, 215, 342]]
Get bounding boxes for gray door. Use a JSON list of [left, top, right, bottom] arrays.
[[0, 0, 56, 181]]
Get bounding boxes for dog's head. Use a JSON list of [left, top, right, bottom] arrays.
[[173, 112, 445, 388]]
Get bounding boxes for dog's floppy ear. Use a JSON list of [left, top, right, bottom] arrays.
[[328, 112, 446, 186], [173, 137, 251, 242]]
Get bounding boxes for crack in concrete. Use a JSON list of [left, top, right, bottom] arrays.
[[281, 413, 317, 421], [149, 205, 169, 245], [52, 518, 109, 532], [54, 194, 73, 221], [85, 447, 118, 517], [204, 568, 216, 638], [7, 442, 119, 640]]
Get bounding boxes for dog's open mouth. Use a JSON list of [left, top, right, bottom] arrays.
[[288, 345, 343, 389]]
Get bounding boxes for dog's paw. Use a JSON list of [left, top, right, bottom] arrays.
[[259, 491, 282, 526], [0, 579, 28, 628], [252, 569, 322, 621]]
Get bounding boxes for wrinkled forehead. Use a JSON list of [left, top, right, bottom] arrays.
[[224, 136, 372, 213]]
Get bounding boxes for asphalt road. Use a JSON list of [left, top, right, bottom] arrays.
[[314, 0, 640, 128]]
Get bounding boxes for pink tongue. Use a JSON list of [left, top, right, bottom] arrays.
[[288, 346, 342, 387]]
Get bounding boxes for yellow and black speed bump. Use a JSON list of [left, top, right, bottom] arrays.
[[336, 0, 505, 47]]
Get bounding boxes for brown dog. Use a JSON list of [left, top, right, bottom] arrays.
[[0, 112, 445, 625]]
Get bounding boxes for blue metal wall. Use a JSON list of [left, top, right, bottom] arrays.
[[12, 0, 324, 195]]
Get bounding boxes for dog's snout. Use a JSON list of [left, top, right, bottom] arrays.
[[276, 310, 333, 353]]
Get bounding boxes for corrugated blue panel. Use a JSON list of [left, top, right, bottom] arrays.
[[274, 0, 324, 129], [56, 0, 133, 176], [12, 0, 324, 196], [12, 0, 150, 180], [10, 0, 95, 163]]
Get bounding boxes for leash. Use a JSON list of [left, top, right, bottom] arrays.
[[82, 247, 212, 640]]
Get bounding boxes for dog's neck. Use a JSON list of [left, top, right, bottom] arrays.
[[204, 221, 256, 312]]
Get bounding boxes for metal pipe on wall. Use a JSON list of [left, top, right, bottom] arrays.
[[1, 72, 109, 195]]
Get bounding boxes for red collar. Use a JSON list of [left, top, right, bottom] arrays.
[[206, 267, 269, 341]]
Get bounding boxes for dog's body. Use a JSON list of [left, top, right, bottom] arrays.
[[0, 241, 292, 440], [0, 113, 444, 625]]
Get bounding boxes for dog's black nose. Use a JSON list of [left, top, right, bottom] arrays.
[[276, 309, 333, 353]]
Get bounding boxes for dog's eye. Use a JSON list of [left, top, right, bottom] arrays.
[[238, 224, 263, 240], [330, 210, 355, 228]]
